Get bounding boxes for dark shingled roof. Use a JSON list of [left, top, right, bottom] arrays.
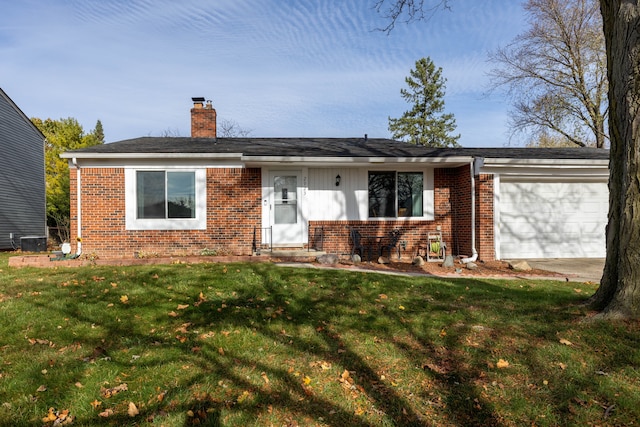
[[67, 136, 610, 160]]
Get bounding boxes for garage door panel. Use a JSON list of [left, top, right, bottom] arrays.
[[499, 181, 607, 259]]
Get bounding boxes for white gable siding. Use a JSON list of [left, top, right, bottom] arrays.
[[307, 167, 435, 221]]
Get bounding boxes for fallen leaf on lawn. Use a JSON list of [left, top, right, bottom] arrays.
[[496, 359, 510, 369], [101, 383, 128, 398], [157, 391, 167, 402], [28, 338, 53, 346], [98, 408, 113, 418], [261, 372, 270, 384], [218, 347, 225, 356], [398, 305, 405, 310], [378, 294, 388, 300], [559, 338, 573, 346], [355, 407, 365, 416], [43, 408, 57, 422], [120, 295, 129, 303], [42, 408, 73, 424], [237, 390, 251, 403], [110, 282, 118, 288], [558, 362, 567, 370], [303, 376, 312, 385], [175, 323, 192, 334], [127, 402, 139, 417], [177, 304, 189, 310], [168, 311, 178, 317], [439, 329, 447, 337], [75, 382, 83, 388], [90, 399, 101, 409], [36, 385, 47, 392]]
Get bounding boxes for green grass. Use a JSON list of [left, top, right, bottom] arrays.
[[0, 252, 638, 426]]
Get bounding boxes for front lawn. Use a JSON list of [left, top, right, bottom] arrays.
[[0, 254, 638, 426]]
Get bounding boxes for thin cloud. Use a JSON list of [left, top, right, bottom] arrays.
[[1, 0, 525, 146]]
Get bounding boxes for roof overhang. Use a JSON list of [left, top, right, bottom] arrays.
[[61, 151, 475, 168], [242, 155, 473, 167], [476, 157, 610, 180]]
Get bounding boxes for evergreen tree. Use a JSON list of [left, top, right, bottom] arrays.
[[388, 57, 460, 147]]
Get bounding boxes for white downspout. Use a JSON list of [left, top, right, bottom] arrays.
[[72, 158, 82, 256], [461, 160, 478, 264]]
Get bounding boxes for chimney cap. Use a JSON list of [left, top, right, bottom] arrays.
[[192, 97, 206, 103]]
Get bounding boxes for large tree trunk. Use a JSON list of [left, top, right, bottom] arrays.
[[589, 0, 640, 319]]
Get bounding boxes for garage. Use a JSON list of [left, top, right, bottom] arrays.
[[498, 180, 608, 259]]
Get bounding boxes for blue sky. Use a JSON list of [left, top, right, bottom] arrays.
[[1, 0, 525, 147]]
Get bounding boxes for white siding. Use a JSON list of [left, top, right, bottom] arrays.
[[307, 167, 435, 221]]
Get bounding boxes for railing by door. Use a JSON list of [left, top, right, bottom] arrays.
[[253, 226, 272, 254]]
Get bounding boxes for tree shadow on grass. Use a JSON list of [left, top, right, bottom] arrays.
[[12, 262, 638, 426]]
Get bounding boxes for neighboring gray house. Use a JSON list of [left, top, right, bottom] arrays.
[[0, 88, 46, 251]]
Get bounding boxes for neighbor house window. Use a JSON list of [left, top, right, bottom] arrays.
[[368, 171, 423, 218], [125, 169, 206, 230]]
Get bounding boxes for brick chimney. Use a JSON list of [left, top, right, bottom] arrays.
[[190, 97, 217, 138]]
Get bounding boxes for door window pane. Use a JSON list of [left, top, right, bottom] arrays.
[[274, 175, 297, 224]]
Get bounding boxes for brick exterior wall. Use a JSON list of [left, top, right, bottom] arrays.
[[69, 164, 496, 261], [70, 167, 261, 259], [476, 173, 495, 260]]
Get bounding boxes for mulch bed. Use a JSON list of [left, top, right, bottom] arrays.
[[333, 258, 567, 279]]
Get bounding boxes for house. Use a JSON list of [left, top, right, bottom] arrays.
[[0, 88, 46, 251], [60, 98, 610, 261]]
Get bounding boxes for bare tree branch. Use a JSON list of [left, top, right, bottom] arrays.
[[374, 0, 451, 33], [488, 0, 608, 147]]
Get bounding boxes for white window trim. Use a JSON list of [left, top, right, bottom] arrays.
[[125, 168, 207, 230]]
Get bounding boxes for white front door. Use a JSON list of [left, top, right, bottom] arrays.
[[270, 171, 304, 247]]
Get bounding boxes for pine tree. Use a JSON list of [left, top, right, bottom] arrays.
[[388, 57, 460, 147]]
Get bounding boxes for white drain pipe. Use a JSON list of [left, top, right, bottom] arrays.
[[461, 160, 478, 264], [72, 158, 82, 257]]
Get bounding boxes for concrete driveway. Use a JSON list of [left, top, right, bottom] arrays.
[[526, 258, 605, 283]]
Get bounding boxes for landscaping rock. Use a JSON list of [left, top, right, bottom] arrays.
[[317, 254, 339, 265], [351, 254, 362, 263], [508, 260, 532, 271], [412, 256, 425, 266], [466, 262, 478, 270], [378, 256, 390, 264], [442, 255, 455, 268]]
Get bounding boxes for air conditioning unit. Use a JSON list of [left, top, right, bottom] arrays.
[[20, 236, 47, 253]]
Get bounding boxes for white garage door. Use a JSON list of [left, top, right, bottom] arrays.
[[499, 180, 608, 259]]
